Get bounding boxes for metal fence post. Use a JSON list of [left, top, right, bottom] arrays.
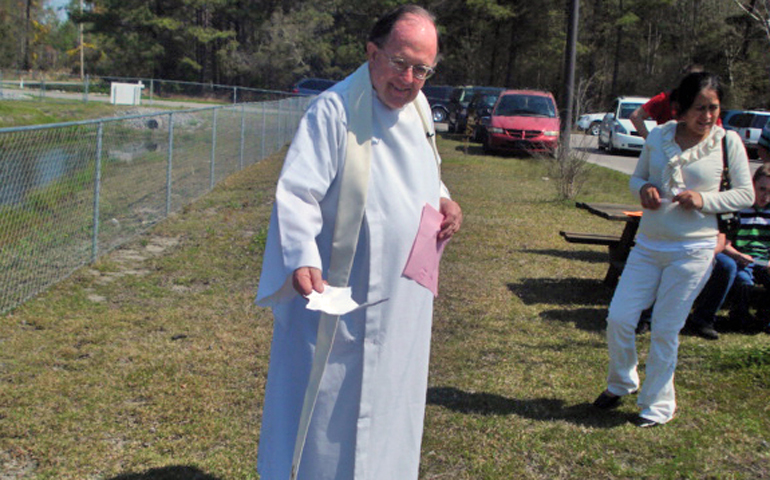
[[91, 122, 104, 263], [210, 108, 218, 190], [261, 102, 266, 160], [277, 101, 283, 151], [239, 104, 245, 170], [233, 86, 238, 104], [150, 79, 154, 104], [166, 112, 174, 216], [83, 74, 89, 103]]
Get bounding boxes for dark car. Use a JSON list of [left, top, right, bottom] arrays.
[[447, 86, 503, 134], [465, 90, 504, 142], [291, 78, 337, 96], [422, 85, 454, 123]]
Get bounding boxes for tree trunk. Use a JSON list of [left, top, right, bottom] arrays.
[[610, 0, 623, 97], [505, 23, 518, 87], [21, 0, 32, 70], [487, 21, 501, 86]]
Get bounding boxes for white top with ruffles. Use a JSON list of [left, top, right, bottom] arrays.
[[629, 121, 755, 250]]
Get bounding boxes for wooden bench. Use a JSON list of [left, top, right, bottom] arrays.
[[559, 231, 621, 247]]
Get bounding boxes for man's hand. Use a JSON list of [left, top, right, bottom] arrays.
[[439, 198, 463, 240], [640, 183, 662, 210], [293, 267, 325, 296], [673, 190, 704, 211]]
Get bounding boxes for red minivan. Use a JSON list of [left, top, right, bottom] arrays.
[[482, 89, 560, 156]]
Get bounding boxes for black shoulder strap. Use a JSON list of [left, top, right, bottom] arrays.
[[720, 135, 730, 192]]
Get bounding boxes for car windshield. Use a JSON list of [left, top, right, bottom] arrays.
[[478, 94, 499, 108], [618, 103, 643, 120], [495, 95, 555, 117]]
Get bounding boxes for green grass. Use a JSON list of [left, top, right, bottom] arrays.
[[0, 99, 148, 129], [0, 135, 768, 479]]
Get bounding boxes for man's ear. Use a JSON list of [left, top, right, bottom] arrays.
[[366, 42, 377, 61]]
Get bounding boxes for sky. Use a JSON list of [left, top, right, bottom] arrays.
[[45, 0, 71, 21]]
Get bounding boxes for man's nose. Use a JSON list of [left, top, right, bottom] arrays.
[[398, 66, 415, 81]]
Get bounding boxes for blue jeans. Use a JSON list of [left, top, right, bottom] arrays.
[[731, 262, 770, 321], [690, 253, 738, 327]]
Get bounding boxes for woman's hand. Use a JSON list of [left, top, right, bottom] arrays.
[[640, 183, 662, 210], [673, 190, 704, 211]]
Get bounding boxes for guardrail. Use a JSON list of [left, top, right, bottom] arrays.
[[0, 96, 312, 314]]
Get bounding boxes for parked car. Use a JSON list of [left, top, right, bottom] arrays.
[[291, 78, 337, 96], [463, 89, 505, 141], [422, 84, 454, 123], [482, 89, 560, 156], [576, 112, 608, 135], [447, 85, 501, 133], [722, 109, 770, 158], [597, 96, 656, 154]]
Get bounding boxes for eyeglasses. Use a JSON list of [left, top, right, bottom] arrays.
[[382, 52, 435, 81]]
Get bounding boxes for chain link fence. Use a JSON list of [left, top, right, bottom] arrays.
[[0, 96, 312, 314], [0, 70, 301, 104]]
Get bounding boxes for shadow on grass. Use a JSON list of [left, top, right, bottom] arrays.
[[451, 143, 488, 156], [507, 278, 613, 307], [108, 465, 222, 480], [540, 307, 608, 332], [523, 248, 609, 264], [427, 386, 631, 428]]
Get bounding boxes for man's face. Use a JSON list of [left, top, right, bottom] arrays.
[[366, 14, 438, 110]]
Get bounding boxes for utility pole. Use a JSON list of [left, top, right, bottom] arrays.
[[561, 0, 579, 152]]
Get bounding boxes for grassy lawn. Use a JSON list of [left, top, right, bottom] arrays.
[[0, 134, 768, 479], [0, 98, 199, 129], [0, 99, 150, 129]]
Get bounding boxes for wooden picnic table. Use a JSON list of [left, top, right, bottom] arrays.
[[562, 202, 642, 286]]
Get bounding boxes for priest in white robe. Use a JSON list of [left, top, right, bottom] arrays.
[[255, 5, 462, 480]]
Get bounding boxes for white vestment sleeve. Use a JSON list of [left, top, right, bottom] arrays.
[[256, 93, 348, 306]]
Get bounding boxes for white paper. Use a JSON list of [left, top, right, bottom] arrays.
[[304, 286, 387, 316]]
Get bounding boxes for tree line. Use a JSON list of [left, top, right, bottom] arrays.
[[3, 0, 769, 112]]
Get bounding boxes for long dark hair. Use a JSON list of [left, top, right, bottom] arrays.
[[670, 72, 723, 116]]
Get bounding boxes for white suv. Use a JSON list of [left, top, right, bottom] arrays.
[[598, 96, 656, 154], [722, 109, 770, 158]]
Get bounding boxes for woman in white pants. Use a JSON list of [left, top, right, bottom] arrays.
[[593, 72, 754, 427]]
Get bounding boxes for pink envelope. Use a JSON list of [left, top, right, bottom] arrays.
[[402, 203, 450, 297]]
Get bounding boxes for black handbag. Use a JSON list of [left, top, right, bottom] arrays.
[[716, 136, 740, 237]]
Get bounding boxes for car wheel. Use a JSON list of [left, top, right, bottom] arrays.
[[482, 137, 494, 154], [432, 107, 446, 123], [588, 121, 601, 136]]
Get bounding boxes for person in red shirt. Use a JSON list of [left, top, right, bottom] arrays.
[[630, 64, 708, 139]]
